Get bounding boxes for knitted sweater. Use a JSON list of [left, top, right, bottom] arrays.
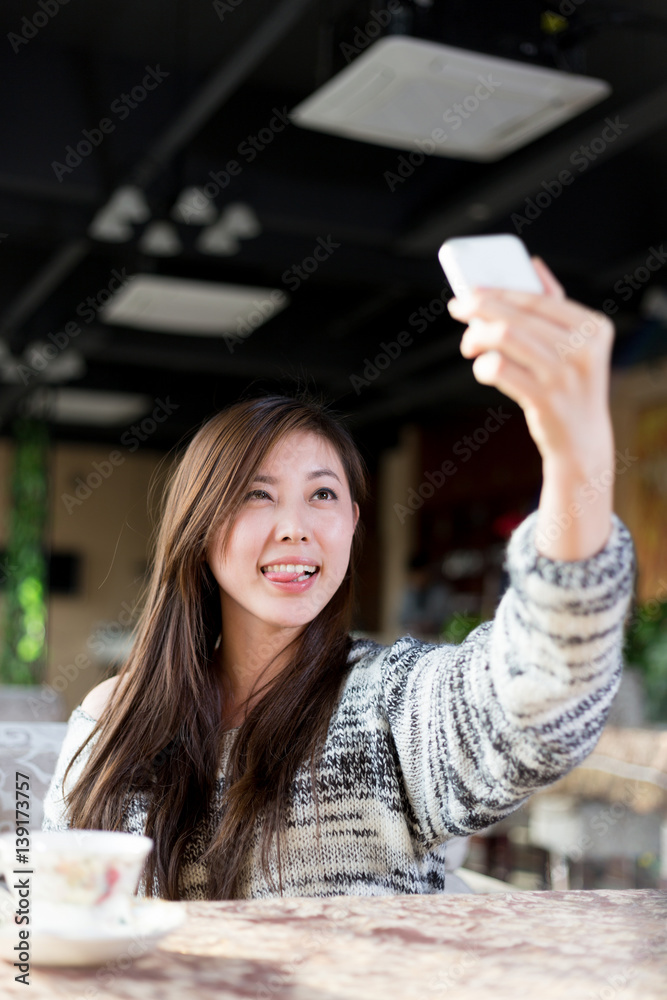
[[42, 510, 635, 898]]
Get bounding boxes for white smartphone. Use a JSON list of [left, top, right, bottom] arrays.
[[438, 234, 543, 302]]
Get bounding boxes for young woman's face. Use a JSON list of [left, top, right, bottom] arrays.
[[206, 429, 360, 633]]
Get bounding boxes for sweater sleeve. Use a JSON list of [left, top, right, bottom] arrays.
[[380, 510, 636, 850], [41, 707, 98, 832]]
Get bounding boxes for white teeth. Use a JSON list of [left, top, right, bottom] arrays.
[[262, 563, 318, 573]]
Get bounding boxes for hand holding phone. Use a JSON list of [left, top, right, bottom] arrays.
[[438, 234, 617, 561]]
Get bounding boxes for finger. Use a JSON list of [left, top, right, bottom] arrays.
[[471, 350, 541, 410], [451, 286, 608, 341], [460, 316, 557, 384], [531, 256, 565, 299], [460, 297, 566, 348]]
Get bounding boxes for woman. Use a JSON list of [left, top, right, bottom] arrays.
[[43, 258, 635, 899]]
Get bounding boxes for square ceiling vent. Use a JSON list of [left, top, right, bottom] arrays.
[[290, 37, 611, 161], [99, 274, 289, 336]]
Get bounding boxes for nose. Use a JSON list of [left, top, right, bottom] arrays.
[[274, 498, 310, 542], [277, 524, 309, 542]]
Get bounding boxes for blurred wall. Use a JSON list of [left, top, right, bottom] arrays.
[[610, 357, 667, 603], [45, 442, 172, 716], [377, 425, 420, 643]]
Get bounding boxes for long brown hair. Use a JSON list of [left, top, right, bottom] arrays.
[[63, 391, 368, 899]]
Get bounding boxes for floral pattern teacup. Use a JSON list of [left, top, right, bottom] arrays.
[[0, 831, 153, 932]]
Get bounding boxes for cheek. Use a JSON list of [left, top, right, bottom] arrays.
[[325, 520, 354, 572], [220, 517, 262, 565]]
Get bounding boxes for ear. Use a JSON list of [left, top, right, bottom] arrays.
[[352, 501, 360, 531]]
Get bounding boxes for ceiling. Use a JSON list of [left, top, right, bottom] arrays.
[[0, 0, 666, 459]]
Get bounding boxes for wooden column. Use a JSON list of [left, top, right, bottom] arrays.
[[377, 424, 420, 643]]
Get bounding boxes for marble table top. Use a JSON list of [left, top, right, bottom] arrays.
[[3, 888, 666, 999]]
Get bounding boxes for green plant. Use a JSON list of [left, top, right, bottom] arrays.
[[0, 417, 49, 684], [623, 600, 667, 722], [440, 612, 485, 645]]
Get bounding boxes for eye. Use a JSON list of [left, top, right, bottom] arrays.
[[245, 489, 271, 500], [312, 488, 338, 500]]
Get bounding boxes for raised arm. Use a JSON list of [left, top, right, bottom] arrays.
[[380, 258, 636, 848], [448, 256, 616, 561]]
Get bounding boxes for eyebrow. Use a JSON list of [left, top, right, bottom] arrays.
[[252, 468, 342, 485]]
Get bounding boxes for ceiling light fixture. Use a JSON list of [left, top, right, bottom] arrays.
[[138, 221, 183, 256], [219, 202, 262, 239], [0, 346, 86, 384], [88, 185, 151, 242], [196, 224, 241, 256], [99, 274, 289, 336], [45, 389, 152, 425], [290, 37, 611, 161], [195, 201, 261, 256], [171, 186, 219, 225]]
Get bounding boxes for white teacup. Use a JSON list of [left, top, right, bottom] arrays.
[[0, 830, 153, 933]]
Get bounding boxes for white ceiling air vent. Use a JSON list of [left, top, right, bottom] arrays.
[[290, 37, 611, 161], [99, 274, 288, 336]]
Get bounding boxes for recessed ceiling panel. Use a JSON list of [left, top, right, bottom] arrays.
[[290, 37, 611, 161]]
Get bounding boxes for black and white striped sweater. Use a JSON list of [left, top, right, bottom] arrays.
[[42, 510, 635, 897]]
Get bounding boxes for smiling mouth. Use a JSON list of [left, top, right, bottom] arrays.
[[261, 564, 319, 583]]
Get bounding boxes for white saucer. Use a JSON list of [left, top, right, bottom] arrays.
[[0, 898, 186, 967]]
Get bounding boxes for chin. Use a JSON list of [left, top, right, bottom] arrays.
[[269, 612, 318, 630], [260, 604, 321, 630]]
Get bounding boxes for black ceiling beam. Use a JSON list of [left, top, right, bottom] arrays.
[[592, 240, 667, 290], [0, 239, 91, 428], [346, 362, 492, 426], [78, 327, 346, 387], [325, 289, 408, 341], [0, 0, 317, 431], [256, 209, 403, 254], [327, 328, 465, 399], [128, 0, 316, 189], [0, 239, 90, 345], [0, 174, 98, 206], [395, 83, 667, 256]]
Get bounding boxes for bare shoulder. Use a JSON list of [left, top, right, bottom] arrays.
[[80, 676, 121, 721]]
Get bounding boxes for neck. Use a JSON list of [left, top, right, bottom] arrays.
[[215, 594, 302, 725]]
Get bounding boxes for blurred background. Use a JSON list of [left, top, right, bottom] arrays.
[[0, 0, 666, 892]]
